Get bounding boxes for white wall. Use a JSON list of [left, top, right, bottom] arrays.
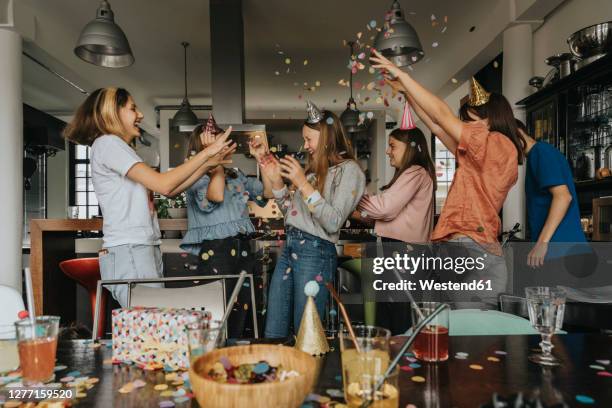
[[533, 0, 612, 78]]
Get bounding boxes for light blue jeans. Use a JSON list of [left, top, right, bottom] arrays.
[[98, 244, 163, 308], [264, 228, 337, 338]]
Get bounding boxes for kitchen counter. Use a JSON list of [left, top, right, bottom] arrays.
[[29, 218, 188, 317]]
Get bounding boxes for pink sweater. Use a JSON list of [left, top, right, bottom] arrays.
[[357, 166, 433, 242]]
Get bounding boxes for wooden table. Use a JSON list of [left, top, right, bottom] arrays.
[[29, 219, 187, 317], [2, 333, 611, 407]]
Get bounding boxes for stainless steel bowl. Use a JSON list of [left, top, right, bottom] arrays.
[[567, 22, 612, 59]]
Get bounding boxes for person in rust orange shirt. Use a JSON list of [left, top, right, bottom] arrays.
[[371, 49, 525, 308]]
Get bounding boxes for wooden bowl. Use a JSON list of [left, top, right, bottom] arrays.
[[189, 344, 317, 408]]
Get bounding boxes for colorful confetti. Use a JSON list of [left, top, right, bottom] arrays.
[[590, 365, 606, 370], [326, 389, 344, 398], [469, 364, 484, 370], [284, 58, 291, 64], [494, 350, 507, 355], [291, 253, 298, 260], [411, 376, 426, 383], [596, 359, 610, 365], [487, 357, 500, 362], [575, 395, 595, 404], [597, 371, 612, 377], [154, 384, 169, 391]]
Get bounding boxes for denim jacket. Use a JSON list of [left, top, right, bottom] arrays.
[[180, 168, 266, 254]]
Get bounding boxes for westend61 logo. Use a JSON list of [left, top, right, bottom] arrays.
[[372, 253, 487, 275]]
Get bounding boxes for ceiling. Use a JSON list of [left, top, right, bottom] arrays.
[[18, 0, 519, 134]]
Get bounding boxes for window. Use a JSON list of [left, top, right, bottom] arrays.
[[69, 143, 99, 218], [432, 135, 456, 215]]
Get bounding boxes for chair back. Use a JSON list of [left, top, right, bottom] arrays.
[[0, 285, 25, 339], [129, 280, 226, 321]]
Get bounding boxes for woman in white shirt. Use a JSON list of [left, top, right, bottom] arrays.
[[63, 87, 235, 307]]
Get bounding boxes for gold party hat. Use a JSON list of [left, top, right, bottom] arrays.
[[468, 77, 491, 107], [295, 296, 330, 356]]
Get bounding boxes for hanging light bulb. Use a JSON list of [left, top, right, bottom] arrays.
[[74, 0, 134, 68], [374, 0, 424, 67], [172, 42, 199, 129], [340, 41, 363, 133]]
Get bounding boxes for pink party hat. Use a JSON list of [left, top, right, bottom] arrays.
[[400, 101, 416, 130]]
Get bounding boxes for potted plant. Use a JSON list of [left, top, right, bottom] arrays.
[[156, 192, 187, 220]]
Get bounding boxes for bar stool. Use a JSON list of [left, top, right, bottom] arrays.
[[59, 258, 108, 338]]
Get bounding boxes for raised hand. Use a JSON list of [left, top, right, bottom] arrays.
[[202, 126, 233, 158], [205, 142, 236, 169], [200, 128, 216, 148], [248, 131, 269, 161], [279, 155, 307, 188], [259, 153, 282, 182], [370, 48, 405, 81]]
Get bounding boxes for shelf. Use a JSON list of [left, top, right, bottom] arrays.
[[575, 177, 612, 189]]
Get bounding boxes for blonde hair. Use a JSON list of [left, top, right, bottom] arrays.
[[304, 110, 357, 193], [63, 87, 131, 146]]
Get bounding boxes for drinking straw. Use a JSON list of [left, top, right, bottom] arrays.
[[23, 267, 36, 324], [325, 282, 361, 353], [359, 303, 447, 408], [214, 271, 247, 344]]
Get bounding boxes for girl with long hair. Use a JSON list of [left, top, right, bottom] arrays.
[[63, 88, 235, 307], [259, 104, 366, 338], [355, 126, 435, 243], [180, 115, 267, 337], [370, 49, 524, 307]]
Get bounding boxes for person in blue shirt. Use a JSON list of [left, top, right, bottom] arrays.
[[180, 114, 268, 337], [518, 119, 587, 267]]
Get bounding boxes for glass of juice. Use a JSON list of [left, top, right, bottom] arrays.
[[339, 325, 399, 408], [411, 302, 450, 362], [15, 316, 60, 385]]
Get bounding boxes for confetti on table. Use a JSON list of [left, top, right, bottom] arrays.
[[4, 402, 22, 408], [575, 395, 595, 404], [409, 363, 421, 369], [411, 375, 426, 383], [596, 359, 610, 365], [231, 249, 236, 256], [432, 42, 439, 48], [154, 383, 169, 391], [160, 390, 175, 397], [159, 401, 175, 408], [590, 365, 606, 370], [451, 78, 458, 84], [300, 240, 305, 245], [174, 396, 191, 404], [241, 250, 248, 257], [455, 352, 469, 359], [86, 377, 100, 384], [487, 357, 500, 362], [469, 364, 484, 370], [284, 58, 291, 64], [54, 365, 67, 372], [597, 371, 612, 377], [60, 376, 74, 383], [400, 365, 413, 372], [174, 388, 187, 397], [201, 253, 209, 261], [291, 253, 298, 260], [208, 249, 214, 256], [67, 371, 81, 377], [133, 379, 147, 389], [76, 392, 87, 398], [118, 382, 134, 394], [494, 350, 507, 355]]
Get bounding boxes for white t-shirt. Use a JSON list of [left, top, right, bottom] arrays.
[[91, 135, 161, 247]]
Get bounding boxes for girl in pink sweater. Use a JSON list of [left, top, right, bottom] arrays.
[[355, 127, 435, 243]]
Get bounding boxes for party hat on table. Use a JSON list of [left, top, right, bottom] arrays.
[[295, 281, 329, 356], [204, 113, 223, 135], [400, 100, 416, 130], [305, 100, 324, 124], [468, 77, 491, 107]]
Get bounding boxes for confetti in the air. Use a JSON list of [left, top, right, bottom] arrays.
[[432, 42, 439, 48], [284, 58, 291, 64], [451, 78, 458, 84]]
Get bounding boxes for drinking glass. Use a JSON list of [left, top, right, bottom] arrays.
[[525, 287, 566, 366], [15, 316, 60, 384], [67, 206, 79, 219], [186, 320, 223, 364], [339, 325, 398, 408], [411, 302, 450, 362]]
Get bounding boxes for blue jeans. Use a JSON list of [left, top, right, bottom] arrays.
[[264, 228, 337, 338]]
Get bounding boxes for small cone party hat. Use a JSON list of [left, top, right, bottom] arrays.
[[400, 101, 416, 130], [204, 113, 223, 135], [295, 281, 330, 356], [305, 100, 324, 124], [468, 77, 491, 107]]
